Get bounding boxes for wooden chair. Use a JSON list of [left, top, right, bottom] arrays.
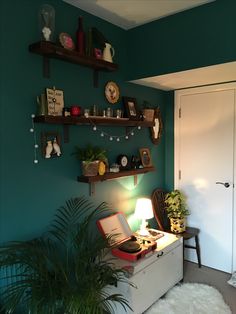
[[151, 188, 201, 268]]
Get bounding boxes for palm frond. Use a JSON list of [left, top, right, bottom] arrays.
[[0, 197, 132, 314]]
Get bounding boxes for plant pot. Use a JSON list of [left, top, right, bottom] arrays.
[[82, 160, 99, 176], [170, 217, 186, 234]]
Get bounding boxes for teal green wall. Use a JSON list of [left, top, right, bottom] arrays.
[[2, 0, 233, 245], [126, 0, 236, 79], [0, 0, 167, 243]]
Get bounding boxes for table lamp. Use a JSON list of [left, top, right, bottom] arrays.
[[135, 198, 154, 236]]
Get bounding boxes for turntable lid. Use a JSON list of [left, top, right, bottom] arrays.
[[97, 212, 132, 245]]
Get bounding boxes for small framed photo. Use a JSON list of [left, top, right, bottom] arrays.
[[41, 132, 62, 159], [46, 87, 64, 116], [139, 148, 152, 167], [122, 96, 139, 119]]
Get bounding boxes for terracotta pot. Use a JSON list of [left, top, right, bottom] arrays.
[[82, 160, 99, 176], [170, 217, 186, 234]]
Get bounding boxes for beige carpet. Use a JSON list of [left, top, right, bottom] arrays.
[[145, 283, 231, 314]]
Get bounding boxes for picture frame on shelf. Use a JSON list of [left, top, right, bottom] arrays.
[[46, 86, 64, 116], [139, 148, 152, 167], [123, 96, 139, 119]]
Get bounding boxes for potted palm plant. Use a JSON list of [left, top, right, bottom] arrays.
[[165, 189, 190, 233], [0, 197, 132, 314], [73, 144, 107, 176]]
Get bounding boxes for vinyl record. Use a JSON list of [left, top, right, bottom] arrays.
[[119, 240, 141, 253]]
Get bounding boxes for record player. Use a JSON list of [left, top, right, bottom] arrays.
[[97, 212, 162, 262]]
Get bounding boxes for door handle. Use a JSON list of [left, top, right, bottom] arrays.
[[216, 182, 230, 188]]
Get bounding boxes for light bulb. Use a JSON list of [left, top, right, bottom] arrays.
[[34, 144, 39, 148], [34, 159, 39, 164], [117, 138, 120, 142], [138, 126, 141, 130], [31, 114, 35, 118], [109, 136, 113, 141], [131, 131, 134, 136], [100, 132, 104, 137], [93, 126, 97, 131], [30, 128, 34, 133], [125, 135, 129, 140]]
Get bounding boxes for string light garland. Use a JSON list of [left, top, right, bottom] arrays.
[[88, 118, 142, 142], [30, 114, 39, 164]]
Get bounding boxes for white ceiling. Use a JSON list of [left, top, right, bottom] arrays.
[[63, 0, 213, 30], [63, 0, 235, 91], [131, 62, 236, 91]]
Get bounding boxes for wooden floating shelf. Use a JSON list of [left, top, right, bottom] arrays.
[[29, 41, 118, 85], [77, 167, 155, 195], [33, 115, 155, 127]]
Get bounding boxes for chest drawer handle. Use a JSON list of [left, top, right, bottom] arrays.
[[157, 251, 164, 258]]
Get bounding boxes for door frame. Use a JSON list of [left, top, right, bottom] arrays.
[[174, 82, 236, 273]]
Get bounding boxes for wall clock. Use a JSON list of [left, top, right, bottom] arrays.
[[105, 81, 120, 104], [117, 154, 129, 170]]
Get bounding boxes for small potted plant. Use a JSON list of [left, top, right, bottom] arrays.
[[73, 144, 107, 176], [165, 189, 190, 233]]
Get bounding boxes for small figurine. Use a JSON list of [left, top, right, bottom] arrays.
[[53, 138, 61, 157], [45, 140, 53, 158]]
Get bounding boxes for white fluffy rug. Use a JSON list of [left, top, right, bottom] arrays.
[[145, 283, 231, 314]]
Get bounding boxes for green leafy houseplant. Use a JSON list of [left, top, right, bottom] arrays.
[[72, 145, 107, 176], [0, 197, 132, 314], [73, 144, 107, 164], [165, 189, 190, 219]]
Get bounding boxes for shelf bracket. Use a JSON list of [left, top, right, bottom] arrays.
[[134, 175, 138, 186], [43, 56, 50, 78], [63, 125, 69, 143], [90, 182, 95, 196], [93, 70, 99, 88]]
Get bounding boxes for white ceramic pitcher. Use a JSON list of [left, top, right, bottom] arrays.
[[102, 42, 115, 63]]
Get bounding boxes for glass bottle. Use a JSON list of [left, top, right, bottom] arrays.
[[76, 16, 85, 55]]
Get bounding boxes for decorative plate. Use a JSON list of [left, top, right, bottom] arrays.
[[105, 81, 120, 104], [59, 32, 75, 50]]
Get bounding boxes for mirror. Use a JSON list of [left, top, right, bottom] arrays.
[[150, 107, 163, 145]]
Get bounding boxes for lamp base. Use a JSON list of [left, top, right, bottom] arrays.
[[137, 228, 150, 237]]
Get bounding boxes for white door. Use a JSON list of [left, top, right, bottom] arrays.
[[175, 83, 235, 273]]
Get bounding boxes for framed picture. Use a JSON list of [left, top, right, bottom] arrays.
[[46, 87, 64, 116], [41, 132, 62, 159], [123, 96, 139, 119], [139, 148, 152, 167]]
